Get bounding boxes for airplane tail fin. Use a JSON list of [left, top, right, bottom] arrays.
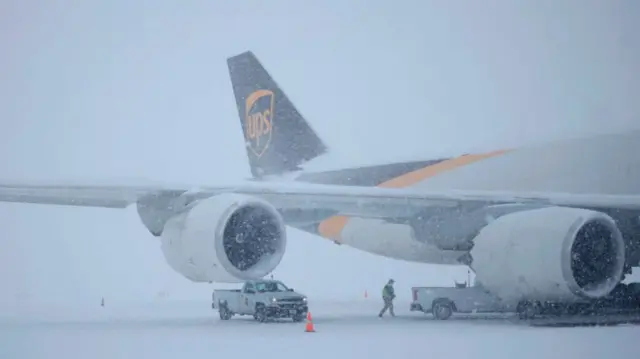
[[227, 51, 327, 179]]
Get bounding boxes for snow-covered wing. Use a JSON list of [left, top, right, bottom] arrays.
[[202, 182, 640, 215], [0, 183, 165, 208], [0, 181, 639, 215]]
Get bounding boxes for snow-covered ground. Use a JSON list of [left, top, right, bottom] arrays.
[[2, 206, 640, 359], [1, 298, 638, 359]]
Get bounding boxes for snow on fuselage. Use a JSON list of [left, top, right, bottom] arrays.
[[273, 129, 640, 265]]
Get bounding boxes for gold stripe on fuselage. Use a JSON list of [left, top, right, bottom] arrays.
[[317, 149, 511, 240]]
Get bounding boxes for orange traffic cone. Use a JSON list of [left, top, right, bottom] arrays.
[[305, 311, 315, 332]]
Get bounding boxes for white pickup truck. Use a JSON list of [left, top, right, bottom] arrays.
[[410, 284, 517, 320], [212, 279, 309, 322]]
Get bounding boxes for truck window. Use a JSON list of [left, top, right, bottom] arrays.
[[255, 281, 289, 293], [244, 283, 255, 293]]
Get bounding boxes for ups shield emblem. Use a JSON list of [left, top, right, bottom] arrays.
[[245, 89, 274, 158]]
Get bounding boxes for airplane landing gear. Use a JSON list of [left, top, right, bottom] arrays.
[[517, 300, 541, 320]]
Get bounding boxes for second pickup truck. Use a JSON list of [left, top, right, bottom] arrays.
[[410, 284, 516, 320], [212, 279, 309, 322]]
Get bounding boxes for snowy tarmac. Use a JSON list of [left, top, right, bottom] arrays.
[[1, 299, 638, 359]]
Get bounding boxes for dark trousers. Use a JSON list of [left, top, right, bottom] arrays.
[[379, 298, 395, 317]]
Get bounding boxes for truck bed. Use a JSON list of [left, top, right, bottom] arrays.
[[212, 289, 241, 309]]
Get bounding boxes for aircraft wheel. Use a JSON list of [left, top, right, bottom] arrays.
[[517, 301, 540, 320]]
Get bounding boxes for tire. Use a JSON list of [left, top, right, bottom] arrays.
[[219, 306, 232, 320], [292, 313, 304, 322], [432, 301, 453, 320], [254, 305, 267, 323]]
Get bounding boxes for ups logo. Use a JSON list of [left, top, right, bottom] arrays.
[[245, 89, 274, 158]]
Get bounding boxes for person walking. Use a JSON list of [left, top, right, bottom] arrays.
[[378, 279, 396, 317]]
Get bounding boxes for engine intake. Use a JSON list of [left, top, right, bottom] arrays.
[[160, 193, 287, 283], [222, 205, 283, 272], [471, 206, 625, 303], [570, 219, 621, 296]]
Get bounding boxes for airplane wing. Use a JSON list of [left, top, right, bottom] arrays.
[[0, 183, 161, 208], [1, 181, 639, 219]]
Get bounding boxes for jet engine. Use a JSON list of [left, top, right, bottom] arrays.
[[471, 206, 626, 303], [159, 193, 287, 283]]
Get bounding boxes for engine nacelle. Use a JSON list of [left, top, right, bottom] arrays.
[[159, 193, 287, 283], [471, 206, 625, 303]]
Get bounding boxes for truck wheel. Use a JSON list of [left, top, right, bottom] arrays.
[[433, 301, 453, 320], [219, 306, 232, 320], [254, 305, 267, 323], [292, 313, 304, 322]]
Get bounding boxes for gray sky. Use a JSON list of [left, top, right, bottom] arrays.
[[1, 0, 639, 310]]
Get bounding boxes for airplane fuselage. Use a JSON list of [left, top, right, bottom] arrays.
[[279, 129, 640, 268]]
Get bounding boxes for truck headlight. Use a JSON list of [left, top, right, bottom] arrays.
[[302, 297, 307, 302], [271, 297, 277, 303]]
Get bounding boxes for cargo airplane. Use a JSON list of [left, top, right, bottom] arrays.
[[2, 51, 640, 311]]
